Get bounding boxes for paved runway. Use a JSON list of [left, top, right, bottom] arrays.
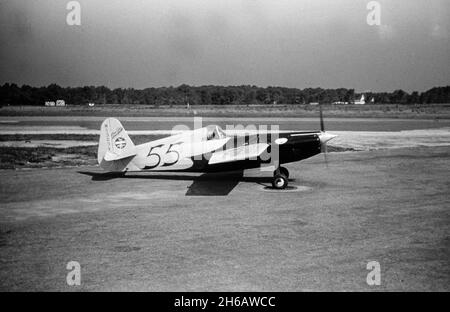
[[1, 116, 450, 132], [0, 146, 449, 291]]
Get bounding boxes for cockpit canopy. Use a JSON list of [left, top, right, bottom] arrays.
[[206, 125, 227, 140]]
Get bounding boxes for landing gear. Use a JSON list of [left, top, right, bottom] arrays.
[[279, 166, 289, 179], [272, 167, 289, 189]]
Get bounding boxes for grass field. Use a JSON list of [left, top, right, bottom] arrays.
[[0, 146, 97, 169], [2, 104, 450, 119]]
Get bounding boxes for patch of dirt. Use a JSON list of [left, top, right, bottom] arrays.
[[0, 146, 97, 169]]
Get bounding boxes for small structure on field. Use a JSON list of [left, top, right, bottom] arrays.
[[354, 95, 365, 105]]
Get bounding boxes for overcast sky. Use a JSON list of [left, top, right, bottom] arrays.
[[0, 0, 449, 92]]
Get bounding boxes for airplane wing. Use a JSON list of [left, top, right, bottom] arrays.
[[208, 143, 269, 165], [181, 137, 230, 158]]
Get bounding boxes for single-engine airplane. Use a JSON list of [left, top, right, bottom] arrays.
[[97, 111, 336, 189]]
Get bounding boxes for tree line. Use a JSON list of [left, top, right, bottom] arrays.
[[1, 83, 449, 106]]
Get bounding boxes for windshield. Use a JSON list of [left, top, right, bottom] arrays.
[[206, 125, 226, 140]]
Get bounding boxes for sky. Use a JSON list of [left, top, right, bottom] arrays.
[[0, 0, 449, 92]]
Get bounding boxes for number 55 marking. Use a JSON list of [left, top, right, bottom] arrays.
[[163, 142, 183, 166], [144, 142, 183, 169], [144, 144, 164, 169]]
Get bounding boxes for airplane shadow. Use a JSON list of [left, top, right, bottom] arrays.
[[78, 170, 281, 196]]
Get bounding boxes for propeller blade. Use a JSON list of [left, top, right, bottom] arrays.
[[319, 105, 325, 132], [318, 105, 337, 168]]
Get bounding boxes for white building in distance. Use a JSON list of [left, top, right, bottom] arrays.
[[332, 101, 349, 105], [354, 95, 365, 105]]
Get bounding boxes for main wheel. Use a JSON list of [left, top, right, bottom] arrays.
[[279, 166, 289, 179], [272, 173, 288, 189]]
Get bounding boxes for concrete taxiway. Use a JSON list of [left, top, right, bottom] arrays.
[[0, 147, 449, 291]]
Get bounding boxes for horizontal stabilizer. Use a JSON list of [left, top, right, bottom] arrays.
[[104, 149, 137, 162]]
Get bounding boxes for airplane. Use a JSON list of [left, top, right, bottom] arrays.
[[97, 111, 336, 189]]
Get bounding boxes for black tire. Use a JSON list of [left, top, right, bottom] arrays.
[[272, 173, 288, 189], [279, 166, 289, 179]]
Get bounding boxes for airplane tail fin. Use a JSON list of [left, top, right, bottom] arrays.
[[98, 118, 137, 165]]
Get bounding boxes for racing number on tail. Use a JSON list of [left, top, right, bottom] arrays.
[[144, 142, 183, 169]]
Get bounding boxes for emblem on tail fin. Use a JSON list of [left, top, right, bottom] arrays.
[[114, 137, 127, 149]]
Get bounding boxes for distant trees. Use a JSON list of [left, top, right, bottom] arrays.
[[420, 86, 450, 104], [1, 83, 449, 106]]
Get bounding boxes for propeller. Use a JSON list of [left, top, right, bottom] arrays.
[[318, 105, 337, 167], [320, 104, 325, 132]]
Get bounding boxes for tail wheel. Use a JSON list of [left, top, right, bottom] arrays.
[[279, 167, 289, 179], [272, 173, 288, 189]]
